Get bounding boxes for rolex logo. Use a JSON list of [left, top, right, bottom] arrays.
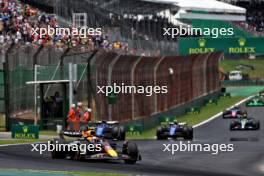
[[238, 38, 246, 47], [198, 38, 206, 47], [23, 126, 28, 133], [130, 126, 134, 132]]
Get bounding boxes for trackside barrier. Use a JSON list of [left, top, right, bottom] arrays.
[[185, 107, 201, 115], [204, 98, 218, 105], [11, 124, 39, 139], [125, 124, 143, 135], [221, 80, 264, 86], [94, 51, 223, 121], [159, 116, 177, 124], [219, 93, 231, 98]]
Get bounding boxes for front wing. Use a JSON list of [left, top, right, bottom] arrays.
[[246, 100, 264, 107]]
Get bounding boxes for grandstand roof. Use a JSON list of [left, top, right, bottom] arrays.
[[143, 0, 246, 14]]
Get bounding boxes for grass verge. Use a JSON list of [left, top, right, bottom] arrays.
[[220, 59, 264, 78], [0, 139, 48, 145], [0, 114, 5, 131]]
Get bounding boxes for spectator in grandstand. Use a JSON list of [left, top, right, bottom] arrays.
[[233, 1, 264, 36], [0, 0, 131, 54]]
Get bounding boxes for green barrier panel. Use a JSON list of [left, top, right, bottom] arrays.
[[219, 93, 231, 98], [126, 124, 143, 135], [11, 124, 39, 139], [204, 98, 218, 105], [108, 92, 117, 105], [185, 107, 201, 114], [159, 116, 177, 124]]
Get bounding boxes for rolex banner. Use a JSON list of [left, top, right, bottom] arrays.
[[11, 124, 39, 139], [179, 37, 264, 55]]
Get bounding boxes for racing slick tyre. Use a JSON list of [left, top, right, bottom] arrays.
[[156, 127, 166, 140], [123, 142, 139, 164], [183, 127, 193, 140], [112, 126, 125, 140], [119, 126, 126, 141], [51, 138, 67, 159], [222, 113, 227, 119], [71, 141, 87, 161], [255, 121, 260, 130]]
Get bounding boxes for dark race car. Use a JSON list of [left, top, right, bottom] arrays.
[[259, 90, 264, 98], [88, 121, 126, 140], [51, 128, 141, 164], [230, 117, 260, 130], [245, 96, 264, 107], [156, 122, 193, 140], [222, 106, 247, 119]]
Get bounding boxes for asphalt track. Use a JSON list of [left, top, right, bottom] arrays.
[[0, 104, 264, 176]]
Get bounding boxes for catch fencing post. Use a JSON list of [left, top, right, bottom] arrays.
[[87, 49, 98, 108], [4, 43, 15, 131]]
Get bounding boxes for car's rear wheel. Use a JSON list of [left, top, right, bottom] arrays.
[[156, 127, 165, 140], [183, 127, 193, 140], [118, 126, 126, 140], [51, 138, 67, 159], [72, 141, 87, 161]]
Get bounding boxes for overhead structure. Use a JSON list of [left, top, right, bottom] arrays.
[[142, 0, 246, 21]]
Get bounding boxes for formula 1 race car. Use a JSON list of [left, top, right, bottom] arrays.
[[222, 107, 247, 119], [230, 117, 260, 130], [88, 121, 126, 140], [245, 96, 264, 107], [156, 122, 193, 140], [51, 127, 141, 164], [259, 90, 264, 98]]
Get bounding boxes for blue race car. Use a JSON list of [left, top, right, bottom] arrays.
[[90, 121, 126, 140], [156, 122, 193, 140]]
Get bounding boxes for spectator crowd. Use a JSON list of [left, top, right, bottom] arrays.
[[233, 1, 264, 36], [0, 0, 131, 53]]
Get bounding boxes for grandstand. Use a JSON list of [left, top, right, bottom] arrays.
[[230, 0, 264, 36], [23, 0, 250, 56]]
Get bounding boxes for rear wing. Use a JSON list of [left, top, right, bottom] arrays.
[[62, 131, 82, 137]]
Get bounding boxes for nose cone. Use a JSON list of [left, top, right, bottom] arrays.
[[107, 149, 118, 158]]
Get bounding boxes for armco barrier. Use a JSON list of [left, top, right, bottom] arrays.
[[92, 51, 223, 122], [221, 80, 264, 86]]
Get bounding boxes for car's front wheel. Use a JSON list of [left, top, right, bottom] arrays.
[[123, 142, 139, 164]]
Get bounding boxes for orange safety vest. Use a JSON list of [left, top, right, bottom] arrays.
[[83, 111, 90, 122], [76, 107, 81, 122], [67, 108, 76, 122]]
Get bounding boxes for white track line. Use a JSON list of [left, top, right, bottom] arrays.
[[0, 142, 43, 147], [193, 95, 255, 129]]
